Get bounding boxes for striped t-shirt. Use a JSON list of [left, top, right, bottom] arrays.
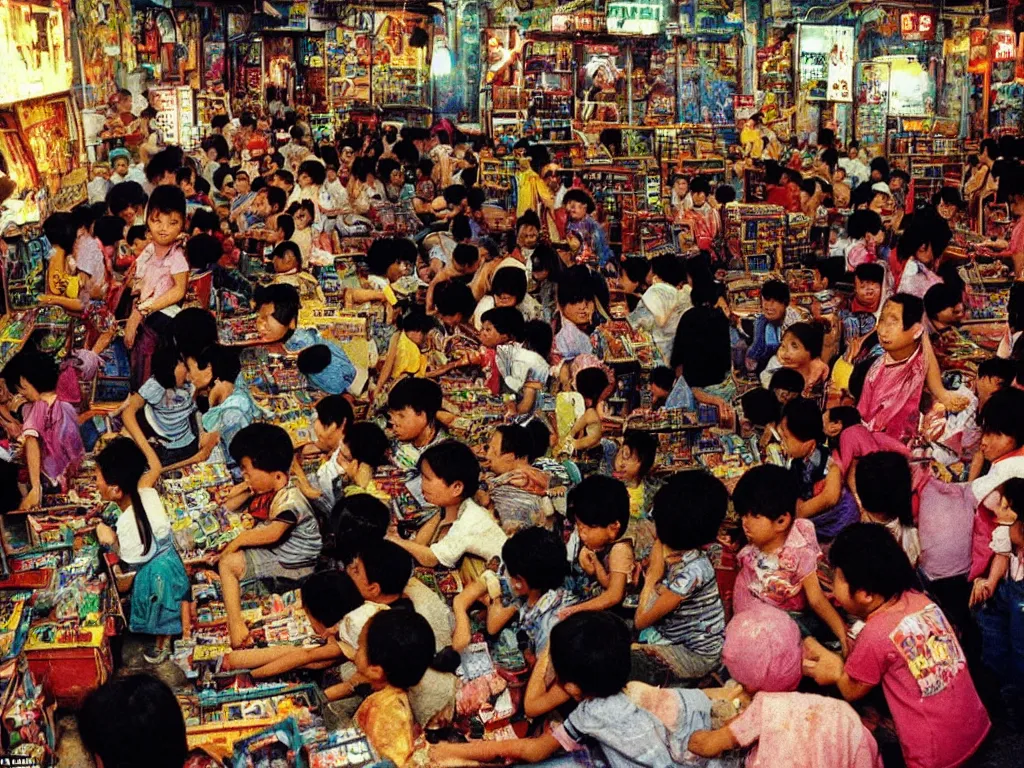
[[655, 548, 725, 656]]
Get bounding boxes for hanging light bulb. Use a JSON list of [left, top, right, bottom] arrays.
[[431, 37, 452, 78]]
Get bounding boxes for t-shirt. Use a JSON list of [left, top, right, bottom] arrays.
[[405, 577, 454, 650], [428, 498, 507, 569], [728, 692, 881, 768], [514, 587, 576, 654], [310, 445, 347, 518], [115, 487, 173, 566], [266, 483, 322, 569], [843, 592, 990, 768], [338, 601, 388, 649], [355, 686, 416, 768], [138, 377, 196, 450], [734, 518, 820, 614], [21, 398, 84, 485], [201, 375, 259, 448], [74, 233, 107, 296], [551, 692, 677, 768], [135, 242, 189, 316], [652, 549, 725, 656], [917, 475, 975, 581]]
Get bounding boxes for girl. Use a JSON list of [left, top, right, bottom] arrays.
[[286, 199, 315, 264], [122, 342, 198, 470], [628, 254, 691, 363], [94, 438, 189, 664], [565, 366, 614, 473], [182, 344, 259, 462], [373, 311, 432, 400], [844, 209, 884, 271], [759, 322, 830, 400]]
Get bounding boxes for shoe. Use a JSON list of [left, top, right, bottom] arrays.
[[143, 644, 170, 664]]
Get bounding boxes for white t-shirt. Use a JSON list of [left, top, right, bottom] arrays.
[[338, 601, 388, 649], [116, 487, 172, 566], [429, 499, 507, 569], [312, 445, 347, 510]]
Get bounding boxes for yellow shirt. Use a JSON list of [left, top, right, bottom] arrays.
[[394, 332, 428, 378]]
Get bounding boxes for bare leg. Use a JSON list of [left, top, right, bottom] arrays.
[[225, 646, 292, 671], [181, 602, 192, 640], [219, 551, 251, 648]]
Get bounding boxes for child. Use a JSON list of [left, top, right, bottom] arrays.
[[632, 471, 727, 685], [330, 421, 389, 502], [472, 306, 523, 396], [286, 199, 315, 263], [483, 425, 553, 534], [681, 176, 721, 254], [292, 394, 354, 517], [855, 451, 921, 566], [553, 266, 599, 366], [219, 423, 323, 647], [472, 265, 544, 329], [628, 254, 690, 363], [123, 224, 149, 271], [844, 209, 884, 270], [453, 526, 573, 654], [647, 366, 677, 410], [562, 475, 636, 616], [530, 245, 561, 322], [270, 240, 324, 302], [769, 368, 804, 406], [833, 263, 885, 392], [122, 342, 198, 469], [374, 310, 432, 398], [497, 319, 551, 415], [182, 343, 258, 459], [345, 237, 409, 319], [94, 438, 189, 663], [732, 464, 848, 653], [669, 174, 690, 219], [3, 352, 84, 508], [614, 430, 660, 523], [746, 279, 802, 374], [567, 366, 611, 458], [296, 342, 357, 396], [688, 603, 881, 767], [895, 211, 947, 298], [803, 523, 990, 768], [389, 440, 506, 583], [778, 397, 859, 541], [759, 322, 829, 399], [562, 189, 613, 270], [386, 377, 448, 472]]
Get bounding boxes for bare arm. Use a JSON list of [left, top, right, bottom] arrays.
[[430, 733, 561, 764], [121, 393, 164, 475], [523, 649, 571, 718], [452, 579, 488, 651], [688, 727, 739, 758], [796, 463, 843, 519], [251, 639, 343, 678], [802, 573, 848, 655], [222, 520, 292, 555], [142, 272, 188, 313], [388, 535, 440, 567]]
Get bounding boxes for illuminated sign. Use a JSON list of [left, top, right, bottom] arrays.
[[607, 0, 663, 35], [900, 12, 935, 42], [0, 1, 73, 106], [991, 29, 1016, 62]]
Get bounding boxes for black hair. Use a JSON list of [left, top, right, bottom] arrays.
[[434, 280, 477, 320], [855, 451, 914, 527], [932, 187, 965, 209], [367, 237, 416, 277], [297, 344, 332, 376], [265, 185, 287, 213], [365, 609, 436, 688], [387, 378, 441, 425], [481, 306, 524, 340], [147, 184, 187, 220], [523, 419, 551, 462], [998, 477, 1024, 520], [451, 213, 473, 243], [689, 176, 712, 196], [149, 341, 183, 391], [191, 344, 241, 385], [740, 386, 780, 427], [978, 388, 1024, 446], [732, 464, 797, 522], [212, 165, 235, 193], [0, 459, 20, 516], [557, 265, 596, 308], [239, 113, 257, 130], [145, 148, 181, 184], [886, 293, 924, 330], [272, 169, 295, 188], [523, 319, 553, 359], [783, 322, 824, 359], [300, 570, 364, 627], [850, 181, 876, 208], [314, 394, 354, 430], [781, 397, 824, 443], [621, 258, 652, 286], [253, 283, 301, 329], [276, 214, 296, 241], [297, 159, 327, 186], [550, 612, 631, 697], [502, 527, 568, 593], [377, 156, 401, 182], [203, 134, 230, 161], [567, 475, 629, 532], [107, 180, 148, 217], [357, 538, 414, 596], [760, 278, 790, 305], [345, 421, 389, 468], [649, 366, 675, 391], [826, 405, 861, 430], [451, 243, 479, 270], [575, 366, 609, 404], [650, 254, 686, 286], [94, 215, 126, 247], [830, 522, 916, 600], [289, 125, 305, 141], [190, 209, 218, 234], [96, 437, 154, 557], [43, 211, 78, 252], [399, 309, 434, 335], [562, 188, 596, 213], [516, 210, 541, 233], [185, 233, 222, 271], [2, 351, 59, 394], [853, 262, 884, 285], [175, 166, 195, 186], [620, 430, 657, 477], [491, 267, 528, 303], [847, 209, 883, 240], [897, 210, 951, 263], [79, 674, 187, 768], [442, 184, 469, 207], [494, 424, 533, 460], [273, 240, 302, 271], [769, 367, 805, 395], [127, 224, 147, 243], [210, 114, 231, 132], [977, 356, 1016, 387], [418, 440, 480, 498], [924, 282, 963, 322], [820, 147, 839, 173], [171, 308, 218, 361], [416, 157, 435, 178], [869, 156, 890, 181], [653, 470, 728, 550], [1009, 282, 1024, 334], [228, 423, 294, 473], [715, 185, 737, 205]]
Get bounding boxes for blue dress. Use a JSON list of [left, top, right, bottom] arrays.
[[128, 537, 190, 636]]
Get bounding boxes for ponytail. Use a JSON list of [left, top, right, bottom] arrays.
[[96, 437, 154, 556]]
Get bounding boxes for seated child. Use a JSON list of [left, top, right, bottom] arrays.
[[746, 278, 802, 374], [731, 465, 848, 653], [844, 209, 884, 270], [497, 319, 551, 416], [345, 237, 413, 320], [647, 365, 676, 410], [803, 523, 990, 768], [472, 265, 544, 329], [3, 351, 84, 507], [632, 471, 727, 685], [467, 306, 524, 396], [270, 239, 324, 302], [563, 475, 637, 616], [286, 199, 315, 263], [553, 266, 599, 366], [427, 279, 478, 359], [374, 310, 432, 398], [389, 439, 507, 583], [628, 254, 691, 363], [759, 322, 830, 400], [293, 394, 354, 517], [386, 377, 449, 472], [484, 425, 553, 534], [94, 438, 189, 664], [297, 343, 357, 395], [854, 452, 921, 566], [615, 430, 660, 523], [768, 368, 804, 407], [823, 406, 908, 490], [778, 398, 859, 540], [568, 366, 612, 460], [219, 423, 323, 647], [689, 603, 881, 767], [182, 344, 259, 460], [329, 421, 389, 502], [832, 263, 885, 394], [122, 342, 198, 468]]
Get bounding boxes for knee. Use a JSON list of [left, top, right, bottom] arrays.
[[219, 551, 245, 578]]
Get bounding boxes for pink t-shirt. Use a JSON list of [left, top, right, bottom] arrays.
[[728, 691, 881, 768], [832, 424, 910, 475], [734, 518, 820, 614], [21, 398, 84, 486], [845, 240, 876, 271], [844, 592, 990, 768], [857, 346, 927, 442], [135, 242, 188, 309]]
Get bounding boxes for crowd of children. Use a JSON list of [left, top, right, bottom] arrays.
[[2, 110, 1022, 768]]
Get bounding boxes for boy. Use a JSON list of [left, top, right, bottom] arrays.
[[270, 240, 325, 302], [732, 464, 848, 653], [647, 366, 677, 410], [476, 306, 524, 395], [218, 423, 323, 647], [483, 424, 553, 534], [803, 523, 990, 768], [562, 475, 637, 616], [293, 394, 354, 517], [746, 279, 802, 374], [472, 266, 544, 329], [924, 282, 966, 334], [386, 377, 448, 471], [681, 176, 720, 254], [778, 397, 859, 541]]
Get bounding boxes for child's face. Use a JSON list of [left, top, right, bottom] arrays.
[[741, 512, 787, 548], [777, 332, 811, 369], [981, 430, 1018, 463], [95, 468, 121, 503], [997, 494, 1019, 526], [649, 382, 670, 403], [131, 237, 148, 256], [876, 302, 919, 354], [420, 459, 463, 507], [405, 329, 425, 347], [934, 301, 965, 328], [179, 178, 195, 197], [478, 320, 506, 348], [272, 249, 298, 274], [147, 210, 184, 247], [297, 171, 312, 188], [256, 302, 294, 342], [390, 406, 427, 443], [778, 416, 813, 459], [854, 277, 881, 308], [562, 299, 593, 327], [94, 167, 110, 181], [313, 416, 344, 452], [672, 179, 688, 197], [113, 158, 129, 176], [239, 457, 282, 494], [345, 556, 377, 600], [326, 167, 338, 182], [761, 298, 786, 323], [252, 191, 272, 218], [517, 225, 539, 250], [485, 432, 517, 475], [773, 387, 799, 406], [184, 357, 213, 390], [493, 293, 517, 309], [976, 375, 1003, 404], [389, 168, 405, 187], [575, 519, 619, 552], [565, 200, 587, 221], [619, 273, 640, 294], [613, 445, 642, 481], [236, 175, 251, 195], [386, 261, 407, 282], [691, 191, 707, 207], [831, 567, 872, 618], [294, 209, 312, 229]]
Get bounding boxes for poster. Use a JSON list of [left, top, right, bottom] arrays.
[[203, 41, 226, 88], [854, 62, 889, 152], [798, 25, 853, 103], [883, 56, 934, 116], [580, 45, 626, 125], [76, 0, 135, 109], [15, 96, 79, 183], [607, 0, 664, 36], [148, 87, 180, 145], [0, 0, 73, 106]]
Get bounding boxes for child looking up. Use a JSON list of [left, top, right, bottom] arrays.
[[746, 278, 801, 374], [632, 471, 727, 685], [732, 464, 848, 653], [759, 322, 829, 399], [778, 397, 859, 540], [219, 423, 323, 647], [562, 475, 636, 617], [93, 439, 188, 666], [122, 342, 198, 469], [803, 523, 990, 768]]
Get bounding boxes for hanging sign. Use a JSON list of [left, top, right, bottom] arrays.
[[607, 0, 663, 35], [799, 26, 853, 102], [968, 28, 989, 73], [991, 30, 1016, 62], [900, 12, 935, 42]]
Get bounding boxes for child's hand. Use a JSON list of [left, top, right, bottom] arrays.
[[95, 522, 116, 548], [969, 578, 993, 607], [801, 636, 843, 685], [940, 391, 970, 413], [578, 547, 598, 575]]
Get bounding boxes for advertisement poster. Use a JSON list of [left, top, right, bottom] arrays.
[[799, 25, 853, 102], [855, 62, 889, 153], [0, 0, 73, 105], [608, 0, 664, 35], [148, 87, 180, 145], [203, 41, 226, 88], [883, 56, 934, 116]]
